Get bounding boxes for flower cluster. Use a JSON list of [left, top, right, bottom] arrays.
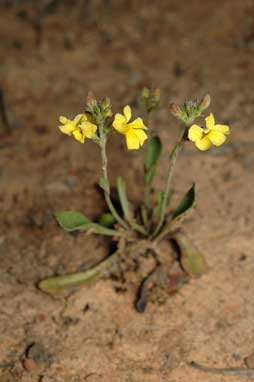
[[58, 95, 230, 152], [59, 114, 97, 143]]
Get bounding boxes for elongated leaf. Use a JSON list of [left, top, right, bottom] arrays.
[[55, 211, 93, 231], [39, 251, 120, 293], [144, 167, 155, 186], [172, 184, 195, 220], [39, 269, 101, 293], [174, 232, 208, 277], [144, 136, 162, 171], [117, 176, 131, 220]]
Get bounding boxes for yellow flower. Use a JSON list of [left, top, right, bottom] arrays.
[[59, 114, 97, 143], [188, 113, 230, 151], [112, 105, 147, 150]]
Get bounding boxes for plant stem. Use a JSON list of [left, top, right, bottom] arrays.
[[144, 182, 152, 208], [142, 110, 153, 215], [99, 127, 129, 230], [152, 131, 186, 239], [131, 221, 147, 236]]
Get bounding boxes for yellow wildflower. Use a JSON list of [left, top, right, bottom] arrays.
[[188, 113, 230, 151], [59, 114, 97, 143], [112, 105, 147, 150]]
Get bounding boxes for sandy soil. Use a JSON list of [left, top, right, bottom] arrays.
[[0, 1, 254, 381]]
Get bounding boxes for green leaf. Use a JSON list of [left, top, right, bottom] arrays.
[[144, 167, 155, 186], [99, 177, 109, 193], [55, 211, 123, 237], [55, 211, 93, 231], [116, 176, 131, 220], [144, 136, 162, 171], [174, 232, 208, 277], [172, 184, 195, 220], [98, 213, 116, 228]]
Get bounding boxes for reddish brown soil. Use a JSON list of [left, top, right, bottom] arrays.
[[1, 1, 254, 381]]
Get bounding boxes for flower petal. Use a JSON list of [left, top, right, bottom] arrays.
[[59, 115, 69, 124], [123, 105, 132, 122], [126, 131, 141, 150], [59, 123, 75, 136], [72, 129, 85, 143], [214, 124, 230, 135], [73, 114, 84, 125], [80, 122, 97, 138], [126, 129, 147, 150], [207, 130, 227, 146], [205, 113, 215, 131], [128, 117, 147, 130], [133, 129, 148, 145], [195, 136, 212, 151], [188, 124, 203, 142], [112, 114, 127, 133]]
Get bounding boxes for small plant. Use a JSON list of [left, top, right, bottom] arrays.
[[39, 89, 230, 312]]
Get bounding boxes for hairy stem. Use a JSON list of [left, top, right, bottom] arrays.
[[99, 128, 129, 230]]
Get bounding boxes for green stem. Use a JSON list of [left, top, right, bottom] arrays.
[[99, 127, 129, 230], [144, 183, 152, 208], [141, 206, 149, 228], [89, 224, 131, 238], [131, 221, 147, 236], [143, 110, 152, 211], [152, 131, 186, 239]]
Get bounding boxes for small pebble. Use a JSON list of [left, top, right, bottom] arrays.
[[23, 358, 38, 372]]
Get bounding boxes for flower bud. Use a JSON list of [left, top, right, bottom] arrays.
[[169, 102, 182, 118], [86, 92, 97, 111], [141, 86, 160, 113], [199, 94, 210, 112], [141, 87, 150, 99], [153, 88, 160, 103], [101, 97, 112, 117]]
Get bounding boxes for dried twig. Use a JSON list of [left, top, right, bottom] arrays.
[[190, 361, 254, 378]]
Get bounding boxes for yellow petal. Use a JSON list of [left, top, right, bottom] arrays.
[[126, 131, 141, 150], [126, 129, 147, 150], [195, 136, 212, 151], [188, 125, 203, 142], [214, 124, 230, 135], [132, 128, 147, 145], [73, 114, 84, 125], [113, 114, 127, 133], [80, 122, 97, 138], [128, 117, 147, 130], [59, 115, 68, 124], [72, 129, 85, 143], [59, 123, 75, 136], [207, 130, 226, 146], [123, 105, 132, 122], [205, 113, 215, 131]]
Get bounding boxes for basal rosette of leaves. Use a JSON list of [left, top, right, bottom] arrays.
[[39, 91, 230, 312]]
